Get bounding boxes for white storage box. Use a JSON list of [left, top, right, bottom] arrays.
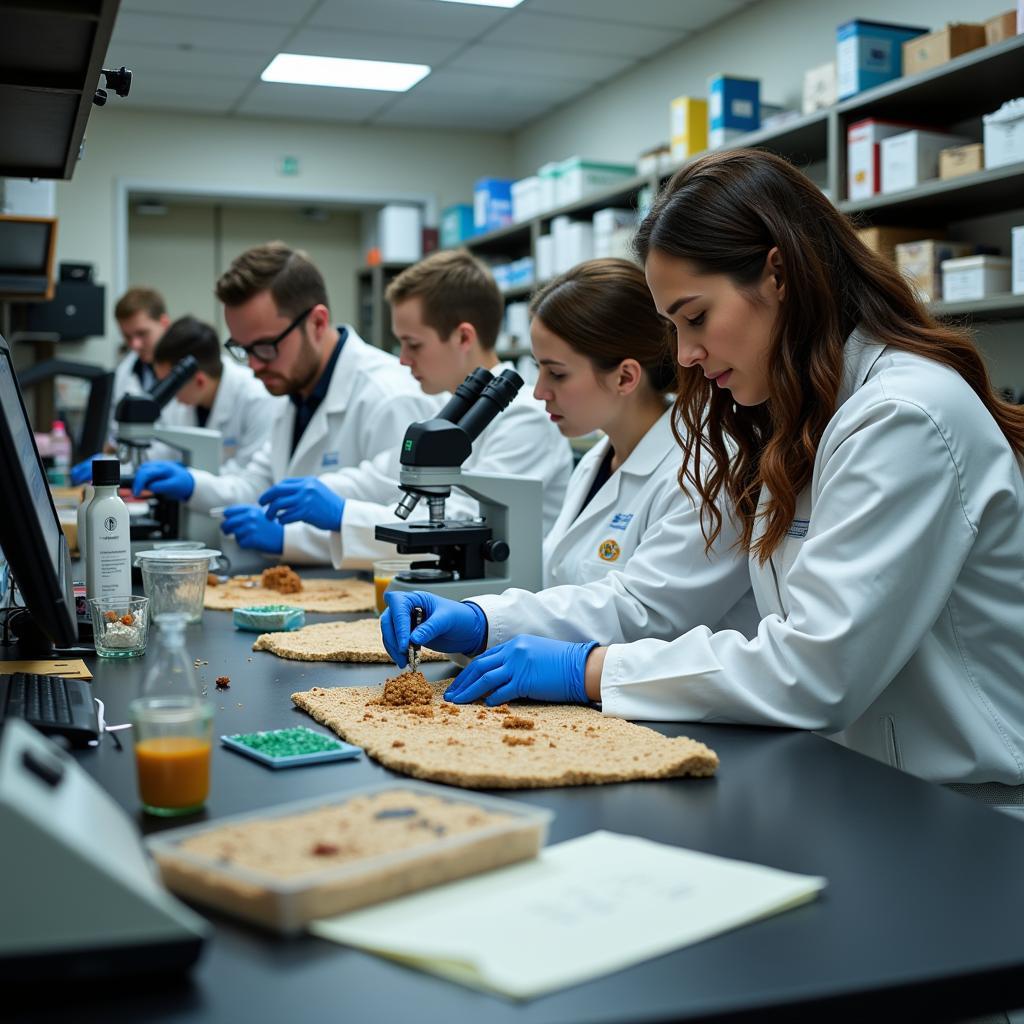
[[537, 162, 560, 213], [511, 176, 541, 223], [895, 239, 973, 302], [941, 255, 1012, 301], [595, 226, 637, 261], [555, 157, 634, 208], [536, 233, 555, 282], [378, 205, 422, 263], [1012, 226, 1024, 295], [881, 130, 972, 193], [847, 119, 913, 200], [983, 98, 1024, 169], [555, 221, 593, 274], [592, 207, 636, 236]]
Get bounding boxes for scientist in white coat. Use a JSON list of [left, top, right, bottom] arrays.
[[382, 151, 1024, 796], [150, 315, 284, 473], [133, 241, 436, 564], [258, 249, 572, 569]]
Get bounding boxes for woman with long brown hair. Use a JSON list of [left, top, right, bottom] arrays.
[[383, 150, 1024, 792]]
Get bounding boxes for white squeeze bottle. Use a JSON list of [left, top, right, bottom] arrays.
[[85, 458, 131, 601], [77, 481, 95, 561]]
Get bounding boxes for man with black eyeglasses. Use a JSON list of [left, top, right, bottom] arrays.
[[133, 241, 437, 564]]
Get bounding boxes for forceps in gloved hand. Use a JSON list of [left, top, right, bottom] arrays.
[[407, 606, 424, 673]]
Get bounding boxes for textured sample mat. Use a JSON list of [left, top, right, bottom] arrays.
[[204, 576, 375, 613], [253, 618, 446, 663], [292, 678, 719, 789]]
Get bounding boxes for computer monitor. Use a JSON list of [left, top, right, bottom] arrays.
[[0, 216, 58, 302], [0, 333, 77, 650]]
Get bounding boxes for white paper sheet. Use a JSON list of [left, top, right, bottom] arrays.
[[310, 830, 826, 999]]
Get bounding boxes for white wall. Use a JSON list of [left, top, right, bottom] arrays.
[[55, 108, 514, 367], [512, 0, 1012, 172], [128, 201, 363, 337]]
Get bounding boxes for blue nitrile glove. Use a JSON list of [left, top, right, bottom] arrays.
[[444, 635, 598, 707], [381, 590, 487, 668], [259, 477, 345, 532], [71, 454, 103, 485], [220, 505, 284, 554], [132, 460, 195, 501]]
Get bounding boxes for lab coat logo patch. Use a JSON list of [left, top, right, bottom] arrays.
[[609, 513, 633, 531], [321, 451, 340, 467], [786, 518, 809, 539], [598, 539, 621, 562]]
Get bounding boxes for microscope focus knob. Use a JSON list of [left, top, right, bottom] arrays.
[[483, 540, 510, 563]]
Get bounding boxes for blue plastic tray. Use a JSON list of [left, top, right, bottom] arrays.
[[232, 605, 306, 632], [221, 727, 362, 769]]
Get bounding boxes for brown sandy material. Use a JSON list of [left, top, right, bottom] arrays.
[[291, 679, 718, 790], [150, 788, 544, 933], [252, 618, 446, 663], [204, 577, 375, 613], [368, 671, 434, 706], [261, 565, 303, 594]]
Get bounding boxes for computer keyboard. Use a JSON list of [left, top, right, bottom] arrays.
[[0, 672, 100, 747]]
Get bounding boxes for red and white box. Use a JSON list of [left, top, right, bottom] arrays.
[[847, 118, 914, 200]]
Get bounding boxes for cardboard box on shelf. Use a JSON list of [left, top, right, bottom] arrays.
[[881, 130, 973, 193], [708, 76, 759, 149], [983, 98, 1024, 168], [847, 119, 914, 200], [941, 255, 1012, 301], [857, 226, 933, 263], [473, 178, 514, 233], [895, 239, 972, 301], [802, 62, 837, 114], [440, 205, 474, 249], [670, 97, 708, 161], [902, 23, 987, 76], [1012, 226, 1024, 294], [984, 10, 1018, 44], [836, 20, 928, 99], [939, 143, 985, 179]]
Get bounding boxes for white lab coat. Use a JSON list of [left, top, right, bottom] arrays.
[[492, 333, 1024, 786], [187, 327, 438, 565], [327, 362, 574, 569], [154, 358, 285, 474], [471, 406, 759, 650]]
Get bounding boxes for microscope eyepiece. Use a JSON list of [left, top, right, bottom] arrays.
[[147, 355, 199, 411], [456, 368, 523, 443], [436, 367, 493, 424]]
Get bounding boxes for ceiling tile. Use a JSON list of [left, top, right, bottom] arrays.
[[120, 0, 320, 25], [410, 68, 590, 105], [523, 0, 751, 31], [310, 0, 508, 40], [236, 82, 396, 122], [285, 28, 463, 66], [448, 43, 631, 81], [118, 72, 249, 113], [104, 43, 267, 81], [482, 12, 674, 59], [110, 12, 292, 54]]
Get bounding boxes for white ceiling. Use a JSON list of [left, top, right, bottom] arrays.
[[106, 0, 758, 132]]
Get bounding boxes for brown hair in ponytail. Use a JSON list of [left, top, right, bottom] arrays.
[[529, 258, 676, 393]]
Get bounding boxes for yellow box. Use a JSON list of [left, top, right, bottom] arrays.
[[939, 143, 985, 179], [670, 97, 708, 161]]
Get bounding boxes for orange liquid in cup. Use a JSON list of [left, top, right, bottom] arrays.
[[374, 575, 391, 614], [135, 736, 211, 812]]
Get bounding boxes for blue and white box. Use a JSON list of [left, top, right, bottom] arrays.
[[708, 75, 760, 149], [836, 20, 928, 100], [473, 177, 514, 233], [441, 204, 475, 249]]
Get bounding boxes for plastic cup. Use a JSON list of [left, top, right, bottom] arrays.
[[135, 548, 222, 623], [89, 595, 149, 658], [130, 697, 214, 816], [372, 557, 423, 615]]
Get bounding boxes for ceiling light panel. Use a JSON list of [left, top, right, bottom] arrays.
[[261, 53, 430, 91]]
